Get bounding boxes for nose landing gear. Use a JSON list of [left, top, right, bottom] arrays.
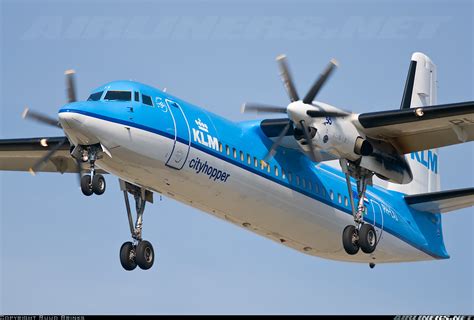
[[72, 144, 107, 196], [340, 159, 378, 257], [118, 179, 155, 271]]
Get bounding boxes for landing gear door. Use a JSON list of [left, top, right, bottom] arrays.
[[369, 199, 384, 246], [165, 99, 191, 170]]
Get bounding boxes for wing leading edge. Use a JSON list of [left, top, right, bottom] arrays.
[[356, 101, 474, 154], [0, 136, 97, 174]]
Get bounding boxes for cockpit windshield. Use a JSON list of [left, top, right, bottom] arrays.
[[104, 91, 132, 101], [87, 91, 103, 101]]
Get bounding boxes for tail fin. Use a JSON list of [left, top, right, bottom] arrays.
[[387, 52, 441, 195]]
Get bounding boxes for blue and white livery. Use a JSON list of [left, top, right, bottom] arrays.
[[1, 52, 473, 270]]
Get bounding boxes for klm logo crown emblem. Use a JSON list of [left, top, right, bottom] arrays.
[[195, 118, 208, 133]]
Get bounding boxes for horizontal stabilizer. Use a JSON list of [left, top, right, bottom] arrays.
[[405, 187, 474, 214]]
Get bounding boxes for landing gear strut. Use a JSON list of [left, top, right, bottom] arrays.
[[118, 179, 155, 271], [72, 144, 107, 196], [340, 159, 377, 255]]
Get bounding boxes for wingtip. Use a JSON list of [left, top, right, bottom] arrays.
[[64, 69, 76, 75], [330, 58, 339, 67], [28, 168, 36, 176], [276, 54, 287, 61]]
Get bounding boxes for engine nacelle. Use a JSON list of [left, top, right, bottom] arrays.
[[299, 117, 372, 162], [297, 117, 412, 184], [359, 138, 413, 184]]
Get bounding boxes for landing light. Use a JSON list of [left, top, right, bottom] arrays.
[[40, 138, 48, 147]]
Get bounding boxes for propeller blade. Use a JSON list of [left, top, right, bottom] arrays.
[[29, 137, 68, 175], [276, 55, 299, 102], [303, 59, 338, 104], [300, 120, 323, 162], [263, 121, 292, 162], [22, 108, 61, 128], [306, 109, 348, 118], [65, 69, 77, 103], [241, 103, 287, 114]]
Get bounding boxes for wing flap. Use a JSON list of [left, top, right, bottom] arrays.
[[356, 101, 474, 154], [405, 188, 474, 214]]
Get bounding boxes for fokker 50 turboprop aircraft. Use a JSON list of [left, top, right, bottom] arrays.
[[1, 52, 473, 270]]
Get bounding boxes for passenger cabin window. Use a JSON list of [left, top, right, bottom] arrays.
[[142, 94, 153, 106], [87, 91, 103, 101], [134, 92, 140, 102], [104, 91, 131, 101]]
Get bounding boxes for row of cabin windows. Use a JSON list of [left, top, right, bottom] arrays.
[[219, 142, 353, 208], [218, 142, 350, 200], [329, 190, 350, 207]]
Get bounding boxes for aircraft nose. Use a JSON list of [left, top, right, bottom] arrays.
[[58, 105, 99, 145]]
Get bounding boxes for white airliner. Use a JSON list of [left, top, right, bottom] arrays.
[[1, 52, 473, 270]]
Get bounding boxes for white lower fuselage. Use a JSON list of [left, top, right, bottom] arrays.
[[61, 112, 435, 264]]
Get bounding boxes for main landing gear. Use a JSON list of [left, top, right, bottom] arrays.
[[118, 179, 155, 271], [72, 144, 107, 196], [340, 159, 378, 256]]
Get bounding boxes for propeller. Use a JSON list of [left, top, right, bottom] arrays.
[[263, 120, 291, 163], [303, 59, 338, 104], [28, 137, 68, 175], [242, 54, 344, 162], [22, 69, 82, 182], [300, 120, 323, 162], [277, 54, 299, 102], [22, 108, 61, 128], [65, 69, 77, 103]]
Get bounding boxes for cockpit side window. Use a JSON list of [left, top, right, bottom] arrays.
[[87, 91, 103, 101], [134, 92, 140, 102], [142, 94, 153, 106], [104, 91, 132, 101]]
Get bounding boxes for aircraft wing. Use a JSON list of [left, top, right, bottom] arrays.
[[0, 136, 99, 174], [355, 101, 474, 154], [405, 187, 474, 214]]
